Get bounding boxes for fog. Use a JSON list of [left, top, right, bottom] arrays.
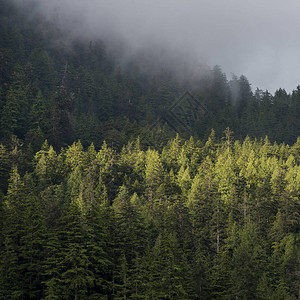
[[15, 0, 300, 93]]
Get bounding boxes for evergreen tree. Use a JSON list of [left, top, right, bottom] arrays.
[[0, 168, 46, 299], [0, 65, 29, 139], [44, 201, 93, 299], [48, 85, 74, 150], [0, 144, 11, 193]]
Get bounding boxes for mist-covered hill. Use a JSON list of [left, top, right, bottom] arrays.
[[0, 2, 300, 299], [1, 0, 300, 152]]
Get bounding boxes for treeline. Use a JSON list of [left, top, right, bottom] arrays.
[[0, 3, 300, 298], [1, 0, 300, 151], [0, 132, 299, 299]]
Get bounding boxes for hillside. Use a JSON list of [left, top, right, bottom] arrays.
[[1, 0, 300, 152], [0, 134, 299, 299], [0, 1, 299, 299]]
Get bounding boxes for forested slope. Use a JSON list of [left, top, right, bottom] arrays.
[[0, 134, 299, 298], [1, 0, 300, 152], [0, 1, 300, 299]]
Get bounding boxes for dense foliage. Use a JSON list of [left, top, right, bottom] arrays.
[[0, 2, 300, 299], [0, 134, 299, 299], [1, 0, 300, 151]]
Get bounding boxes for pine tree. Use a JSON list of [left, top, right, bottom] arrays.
[[34, 140, 66, 189], [85, 203, 114, 297], [145, 149, 164, 205], [231, 221, 266, 299], [0, 167, 26, 298], [0, 168, 46, 299], [0, 144, 11, 193], [0, 65, 29, 139], [112, 186, 148, 298], [48, 85, 74, 149], [146, 230, 190, 299], [44, 201, 93, 299]]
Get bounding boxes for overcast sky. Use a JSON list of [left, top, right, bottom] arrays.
[[19, 0, 300, 93]]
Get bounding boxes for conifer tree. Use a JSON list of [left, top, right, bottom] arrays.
[[0, 65, 29, 139], [44, 201, 93, 299], [0, 168, 46, 299], [0, 144, 11, 193], [231, 221, 265, 299], [49, 85, 74, 149]]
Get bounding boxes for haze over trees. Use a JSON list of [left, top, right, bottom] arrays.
[[0, 1, 299, 299]]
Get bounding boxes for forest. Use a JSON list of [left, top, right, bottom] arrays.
[[0, 0, 299, 299]]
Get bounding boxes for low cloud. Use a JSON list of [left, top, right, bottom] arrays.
[[14, 0, 300, 93]]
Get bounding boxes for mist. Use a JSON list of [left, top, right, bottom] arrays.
[[14, 0, 300, 94]]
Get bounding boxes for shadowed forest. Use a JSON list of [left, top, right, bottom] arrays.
[[0, 1, 299, 299]]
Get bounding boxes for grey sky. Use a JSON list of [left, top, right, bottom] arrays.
[[19, 0, 300, 93]]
